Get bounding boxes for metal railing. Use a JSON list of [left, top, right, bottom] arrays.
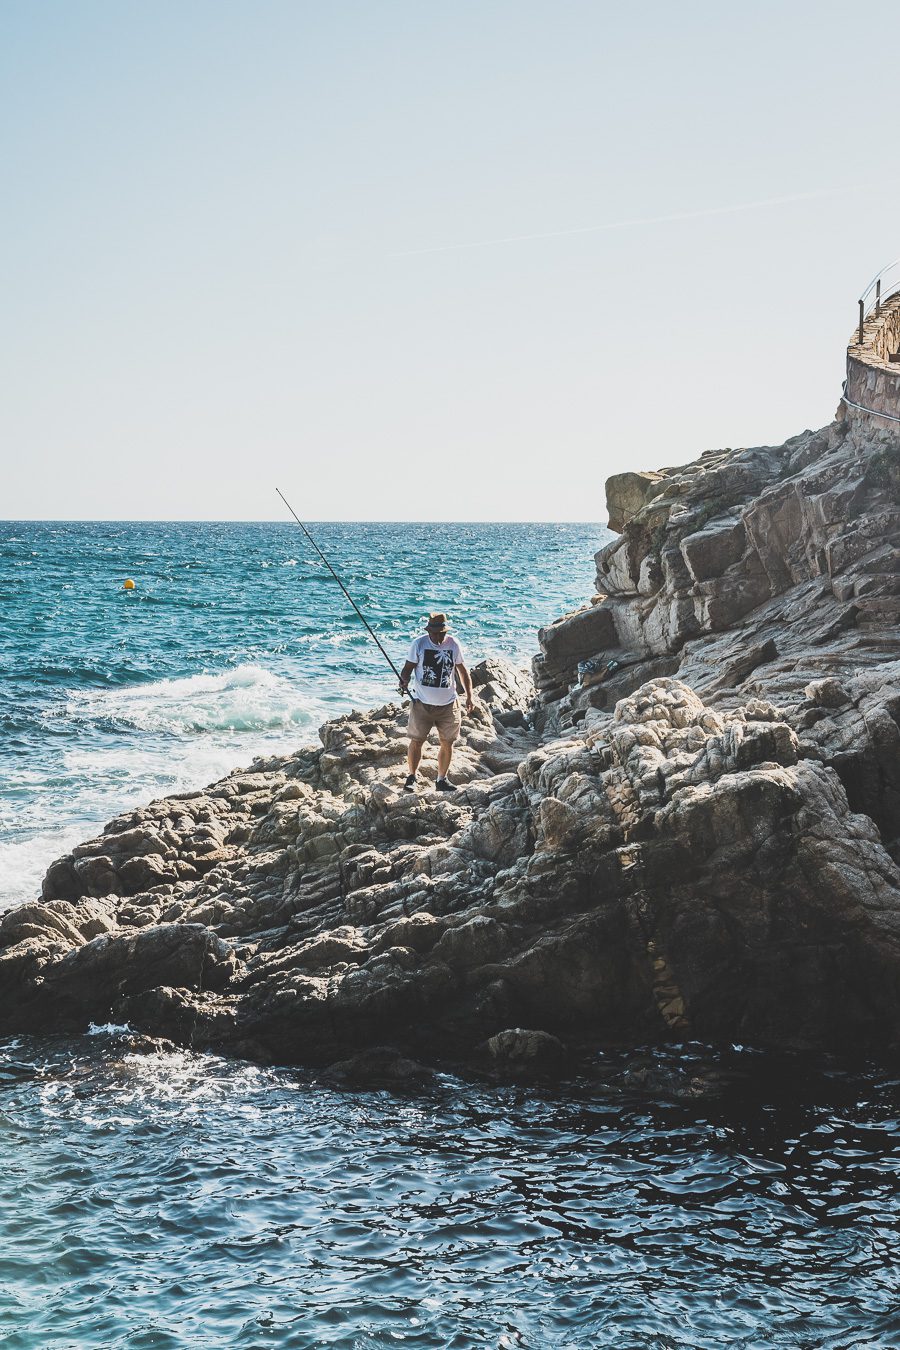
[[857, 258, 900, 343]]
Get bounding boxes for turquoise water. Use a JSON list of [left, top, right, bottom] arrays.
[[4, 520, 900, 1348], [0, 520, 608, 910]]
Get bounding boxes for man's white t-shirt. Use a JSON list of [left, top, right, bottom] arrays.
[[406, 635, 464, 706]]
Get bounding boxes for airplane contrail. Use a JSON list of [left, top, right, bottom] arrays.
[[391, 184, 872, 258]]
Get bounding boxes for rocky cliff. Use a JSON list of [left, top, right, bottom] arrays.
[[3, 408, 900, 1074]]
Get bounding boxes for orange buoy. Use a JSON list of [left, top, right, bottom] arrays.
[[123, 578, 136, 590]]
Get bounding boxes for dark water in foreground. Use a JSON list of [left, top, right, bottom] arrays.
[[3, 1034, 900, 1348]]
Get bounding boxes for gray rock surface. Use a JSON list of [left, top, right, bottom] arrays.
[[4, 419, 900, 1071]]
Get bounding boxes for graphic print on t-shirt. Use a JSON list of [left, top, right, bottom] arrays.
[[421, 646, 455, 688]]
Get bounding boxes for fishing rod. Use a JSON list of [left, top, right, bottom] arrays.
[[276, 488, 408, 692]]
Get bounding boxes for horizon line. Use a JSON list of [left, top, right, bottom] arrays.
[[0, 518, 610, 526]]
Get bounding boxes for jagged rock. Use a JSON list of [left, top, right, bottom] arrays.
[[0, 917, 235, 1033], [470, 658, 535, 713], [483, 1028, 567, 1070], [72, 855, 120, 897], [804, 677, 852, 708], [118, 854, 179, 893]]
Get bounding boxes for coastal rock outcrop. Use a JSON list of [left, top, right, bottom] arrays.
[[545, 417, 900, 712], [4, 415, 900, 1070]]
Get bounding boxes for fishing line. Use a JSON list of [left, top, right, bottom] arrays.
[[276, 488, 407, 691]]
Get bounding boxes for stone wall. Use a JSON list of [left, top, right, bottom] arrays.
[[872, 301, 900, 363], [845, 354, 900, 424], [845, 292, 900, 425]]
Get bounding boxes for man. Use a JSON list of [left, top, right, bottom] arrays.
[[399, 612, 474, 793]]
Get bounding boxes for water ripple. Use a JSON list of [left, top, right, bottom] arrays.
[[1, 1038, 900, 1346]]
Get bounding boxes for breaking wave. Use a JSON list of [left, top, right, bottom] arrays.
[[62, 663, 324, 736], [0, 666, 332, 909]]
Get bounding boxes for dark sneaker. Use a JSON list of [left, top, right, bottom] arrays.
[[435, 777, 457, 793], [403, 774, 417, 793]]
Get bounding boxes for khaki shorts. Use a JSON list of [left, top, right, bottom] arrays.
[[408, 698, 461, 743]]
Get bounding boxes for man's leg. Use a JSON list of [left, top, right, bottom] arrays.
[[406, 699, 432, 781], [437, 737, 453, 778], [435, 703, 461, 786], [407, 737, 425, 775]]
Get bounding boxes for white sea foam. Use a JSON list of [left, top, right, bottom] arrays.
[[0, 828, 90, 910], [63, 663, 324, 736], [0, 657, 401, 912], [0, 665, 335, 911], [0, 737, 300, 912]]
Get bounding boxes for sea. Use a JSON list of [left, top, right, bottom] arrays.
[[2, 521, 900, 1349]]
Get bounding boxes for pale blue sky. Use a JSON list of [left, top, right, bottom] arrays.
[[2, 0, 899, 520]]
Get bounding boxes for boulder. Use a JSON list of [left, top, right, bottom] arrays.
[[606, 470, 665, 533], [536, 604, 619, 696], [483, 1028, 568, 1070], [118, 854, 179, 893]]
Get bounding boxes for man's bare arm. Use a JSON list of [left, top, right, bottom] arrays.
[[399, 660, 416, 694], [457, 662, 475, 713]]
